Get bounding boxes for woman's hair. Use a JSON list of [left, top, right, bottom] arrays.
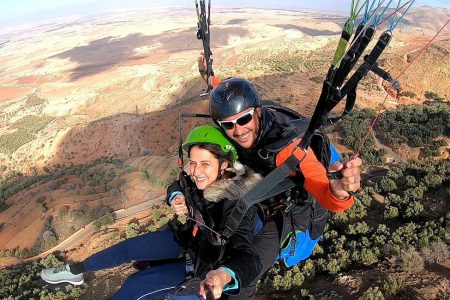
[[188, 143, 233, 167]]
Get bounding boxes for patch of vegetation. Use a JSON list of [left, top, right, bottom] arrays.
[[400, 247, 425, 272], [0, 157, 122, 214], [264, 55, 303, 73], [425, 90, 445, 101], [0, 115, 53, 153], [378, 102, 450, 151], [399, 90, 416, 98], [259, 158, 450, 297], [0, 254, 87, 299], [309, 76, 323, 84], [360, 286, 384, 300], [381, 273, 404, 296], [93, 212, 115, 229], [25, 93, 46, 107], [141, 169, 168, 187], [340, 108, 386, 165], [80, 168, 116, 188]]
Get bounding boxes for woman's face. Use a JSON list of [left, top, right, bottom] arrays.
[[188, 145, 228, 190]]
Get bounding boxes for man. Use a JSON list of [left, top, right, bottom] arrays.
[[170, 60, 363, 299]]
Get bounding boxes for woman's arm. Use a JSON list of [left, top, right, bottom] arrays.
[[200, 202, 261, 296]]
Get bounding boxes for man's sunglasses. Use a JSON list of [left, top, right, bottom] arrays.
[[217, 108, 255, 130]]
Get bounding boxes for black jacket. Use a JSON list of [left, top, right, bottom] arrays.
[[236, 106, 309, 176], [235, 107, 330, 240], [166, 166, 263, 294]]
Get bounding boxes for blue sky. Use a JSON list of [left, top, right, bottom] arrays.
[[0, 0, 449, 29]]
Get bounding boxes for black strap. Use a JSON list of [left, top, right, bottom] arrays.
[[222, 154, 302, 239], [325, 30, 392, 116], [371, 62, 401, 89], [179, 171, 205, 226]]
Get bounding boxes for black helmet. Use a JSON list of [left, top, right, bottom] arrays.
[[209, 77, 261, 120]]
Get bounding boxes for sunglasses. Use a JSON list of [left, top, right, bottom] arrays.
[[217, 108, 255, 130]]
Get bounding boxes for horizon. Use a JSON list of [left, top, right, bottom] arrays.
[[1, 0, 449, 30]]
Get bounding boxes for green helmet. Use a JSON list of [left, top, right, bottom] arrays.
[[183, 125, 238, 163]]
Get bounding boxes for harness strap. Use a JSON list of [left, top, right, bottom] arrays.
[[222, 155, 303, 239]]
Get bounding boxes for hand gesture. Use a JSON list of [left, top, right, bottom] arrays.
[[170, 195, 188, 216], [328, 156, 363, 199], [199, 269, 231, 299]]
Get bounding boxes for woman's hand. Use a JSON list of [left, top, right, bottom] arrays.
[[328, 156, 363, 199], [199, 269, 231, 299], [170, 195, 188, 216]]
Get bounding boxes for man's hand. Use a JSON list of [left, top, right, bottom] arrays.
[[328, 156, 363, 199], [170, 195, 188, 216], [198, 53, 207, 82], [199, 269, 231, 299]]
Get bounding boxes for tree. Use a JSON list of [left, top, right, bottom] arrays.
[[379, 177, 397, 193], [93, 212, 114, 229], [38, 202, 47, 213], [384, 206, 399, 219], [405, 175, 417, 187], [423, 174, 444, 189], [126, 222, 140, 238], [59, 205, 69, 217]]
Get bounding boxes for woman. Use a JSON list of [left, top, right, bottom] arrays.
[[41, 125, 263, 300]]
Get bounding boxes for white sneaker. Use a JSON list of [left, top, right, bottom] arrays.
[[41, 264, 84, 285]]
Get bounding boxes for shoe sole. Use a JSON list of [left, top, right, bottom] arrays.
[[41, 274, 84, 286]]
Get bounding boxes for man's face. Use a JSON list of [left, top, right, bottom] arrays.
[[218, 107, 261, 149]]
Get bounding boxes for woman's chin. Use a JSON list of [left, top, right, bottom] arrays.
[[195, 182, 207, 190]]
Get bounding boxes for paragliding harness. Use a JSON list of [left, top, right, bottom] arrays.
[[220, 0, 415, 267]]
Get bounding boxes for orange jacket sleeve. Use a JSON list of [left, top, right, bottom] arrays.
[[300, 147, 353, 212], [211, 76, 221, 89], [276, 139, 354, 212]]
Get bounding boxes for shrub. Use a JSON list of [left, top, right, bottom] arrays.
[[400, 90, 416, 98], [424, 90, 444, 101], [93, 212, 115, 229], [147, 225, 157, 232], [422, 240, 449, 264], [382, 273, 404, 296], [38, 202, 47, 213], [153, 208, 162, 221], [384, 206, 399, 219], [159, 217, 169, 227], [126, 222, 140, 238], [58, 206, 69, 217], [379, 177, 397, 193], [399, 247, 424, 272], [35, 196, 46, 204], [110, 188, 120, 197], [141, 170, 168, 187], [47, 181, 58, 191], [359, 286, 384, 300], [310, 76, 323, 84], [45, 235, 58, 248], [405, 175, 417, 187]]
